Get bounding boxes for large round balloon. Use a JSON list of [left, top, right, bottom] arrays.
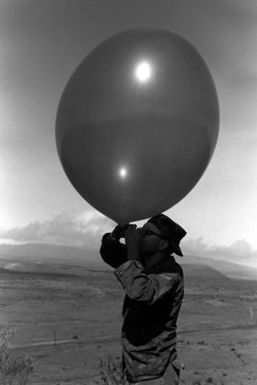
[[56, 29, 219, 224]]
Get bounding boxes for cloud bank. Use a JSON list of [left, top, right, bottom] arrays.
[[0, 209, 114, 248], [183, 237, 257, 267], [0, 211, 256, 268]]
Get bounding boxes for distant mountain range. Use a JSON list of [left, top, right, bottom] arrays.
[[181, 254, 257, 280], [0, 242, 98, 264], [181, 262, 227, 280], [0, 242, 257, 280]]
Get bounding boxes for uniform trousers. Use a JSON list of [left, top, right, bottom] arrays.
[[129, 361, 180, 385]]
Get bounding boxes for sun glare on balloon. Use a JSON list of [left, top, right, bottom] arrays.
[[135, 61, 152, 83], [119, 167, 128, 179]]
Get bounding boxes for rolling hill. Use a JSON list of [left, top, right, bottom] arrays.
[[0, 242, 257, 280]]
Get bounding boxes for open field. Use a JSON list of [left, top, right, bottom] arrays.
[[0, 259, 257, 384]]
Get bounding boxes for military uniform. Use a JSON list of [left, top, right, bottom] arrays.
[[100, 235, 184, 384]]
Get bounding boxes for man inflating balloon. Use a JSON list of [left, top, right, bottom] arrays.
[[56, 29, 219, 384], [100, 214, 186, 384]]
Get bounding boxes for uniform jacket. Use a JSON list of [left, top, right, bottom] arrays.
[[100, 234, 184, 383]]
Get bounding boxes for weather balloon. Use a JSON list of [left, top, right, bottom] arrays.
[[56, 29, 219, 224]]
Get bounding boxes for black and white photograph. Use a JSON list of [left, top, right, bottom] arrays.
[[0, 1, 256, 384]]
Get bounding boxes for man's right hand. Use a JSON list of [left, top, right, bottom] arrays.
[[124, 224, 141, 261]]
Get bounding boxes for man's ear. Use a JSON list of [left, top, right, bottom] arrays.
[[158, 239, 169, 251]]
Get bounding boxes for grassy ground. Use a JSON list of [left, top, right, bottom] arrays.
[[0, 262, 256, 384]]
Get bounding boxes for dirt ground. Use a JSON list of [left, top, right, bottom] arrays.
[[0, 261, 257, 385]]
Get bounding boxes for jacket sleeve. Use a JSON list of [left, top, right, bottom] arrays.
[[100, 233, 128, 268], [114, 259, 180, 304]]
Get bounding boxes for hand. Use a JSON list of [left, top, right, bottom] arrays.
[[124, 225, 141, 260]]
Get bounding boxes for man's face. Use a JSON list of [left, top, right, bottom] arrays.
[[140, 222, 164, 255], [139, 222, 169, 270]]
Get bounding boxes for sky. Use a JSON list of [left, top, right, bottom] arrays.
[[0, 0, 257, 267]]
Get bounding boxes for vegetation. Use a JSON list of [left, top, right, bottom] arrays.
[[96, 355, 128, 385], [0, 329, 33, 385]]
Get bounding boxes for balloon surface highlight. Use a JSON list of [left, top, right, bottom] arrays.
[[56, 29, 219, 224]]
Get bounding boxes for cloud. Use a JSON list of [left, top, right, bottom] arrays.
[[183, 237, 257, 267], [0, 209, 114, 248], [1, 211, 256, 267], [183, 0, 257, 94]]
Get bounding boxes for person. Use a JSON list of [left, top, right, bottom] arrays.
[[100, 214, 186, 385]]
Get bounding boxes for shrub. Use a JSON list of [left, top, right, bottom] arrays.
[[96, 355, 128, 385], [0, 328, 33, 385]]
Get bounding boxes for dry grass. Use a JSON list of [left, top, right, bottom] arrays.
[[96, 355, 128, 385], [0, 329, 33, 385]]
